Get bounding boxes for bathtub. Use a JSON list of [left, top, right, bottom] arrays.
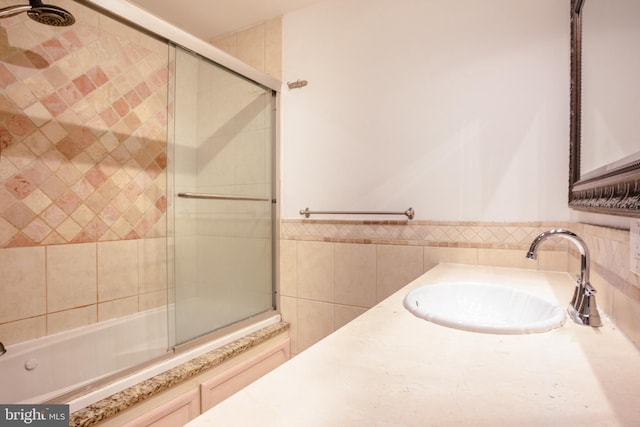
[[0, 307, 280, 413]]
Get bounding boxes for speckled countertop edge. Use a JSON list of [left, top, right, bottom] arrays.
[[69, 322, 289, 427]]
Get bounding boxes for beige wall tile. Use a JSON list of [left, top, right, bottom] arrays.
[[297, 299, 333, 352], [0, 246, 46, 324], [98, 240, 139, 302], [612, 287, 640, 349], [334, 243, 376, 308], [0, 316, 46, 346], [236, 25, 265, 71], [335, 304, 367, 330], [139, 237, 167, 293], [279, 295, 298, 355], [279, 239, 297, 297], [478, 248, 536, 270], [297, 240, 334, 302], [98, 296, 139, 322], [376, 245, 423, 302], [139, 289, 168, 312], [265, 18, 282, 77], [211, 34, 237, 57], [537, 250, 569, 272], [47, 243, 97, 313], [47, 305, 97, 335], [423, 247, 478, 272], [210, 18, 281, 80]]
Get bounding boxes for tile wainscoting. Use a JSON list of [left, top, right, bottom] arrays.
[[279, 219, 640, 354], [576, 223, 640, 349], [0, 237, 168, 345]]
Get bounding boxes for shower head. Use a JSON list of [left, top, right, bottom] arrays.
[[0, 0, 75, 26], [27, 3, 75, 26]]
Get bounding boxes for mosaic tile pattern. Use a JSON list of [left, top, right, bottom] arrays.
[[0, 0, 168, 247], [281, 219, 572, 250]]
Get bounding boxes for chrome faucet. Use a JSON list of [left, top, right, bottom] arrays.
[[526, 229, 602, 327]]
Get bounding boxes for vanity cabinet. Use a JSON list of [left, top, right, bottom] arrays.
[[189, 265, 640, 426], [200, 340, 291, 411], [99, 333, 290, 427], [122, 389, 200, 427]]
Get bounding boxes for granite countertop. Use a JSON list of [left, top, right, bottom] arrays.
[[70, 321, 289, 427], [188, 263, 640, 427]]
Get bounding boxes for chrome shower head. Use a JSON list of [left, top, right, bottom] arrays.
[[0, 0, 75, 26], [27, 3, 75, 26]]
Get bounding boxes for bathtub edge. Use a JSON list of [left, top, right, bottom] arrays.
[[69, 321, 290, 426]]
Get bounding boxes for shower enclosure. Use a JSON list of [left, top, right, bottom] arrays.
[[169, 46, 277, 345], [0, 0, 279, 405]]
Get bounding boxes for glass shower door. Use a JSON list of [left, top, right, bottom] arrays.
[[170, 46, 276, 345]]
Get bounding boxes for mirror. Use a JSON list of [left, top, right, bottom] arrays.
[[569, 0, 640, 216]]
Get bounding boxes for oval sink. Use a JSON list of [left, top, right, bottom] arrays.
[[403, 282, 566, 334]]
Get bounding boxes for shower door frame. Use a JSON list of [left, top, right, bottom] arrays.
[[168, 44, 280, 347]]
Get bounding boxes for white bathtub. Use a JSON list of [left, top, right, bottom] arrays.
[[0, 307, 280, 413]]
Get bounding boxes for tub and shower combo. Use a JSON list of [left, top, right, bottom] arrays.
[[0, 0, 281, 411]]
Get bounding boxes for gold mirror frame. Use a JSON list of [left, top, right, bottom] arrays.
[[569, 0, 640, 217]]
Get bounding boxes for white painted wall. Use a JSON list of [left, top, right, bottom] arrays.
[[281, 0, 571, 221]]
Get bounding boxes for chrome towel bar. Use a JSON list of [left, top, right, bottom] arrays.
[[178, 192, 273, 202], [299, 207, 415, 220]]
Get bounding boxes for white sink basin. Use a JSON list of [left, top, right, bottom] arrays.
[[403, 282, 566, 334]]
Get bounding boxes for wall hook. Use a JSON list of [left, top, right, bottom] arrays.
[[287, 80, 308, 90]]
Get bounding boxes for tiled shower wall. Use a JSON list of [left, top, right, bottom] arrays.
[[280, 220, 640, 354], [0, 0, 169, 345], [210, 17, 283, 81]]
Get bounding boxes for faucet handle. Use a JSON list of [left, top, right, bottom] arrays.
[[575, 282, 603, 327]]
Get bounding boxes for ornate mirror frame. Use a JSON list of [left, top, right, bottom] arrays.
[[569, 0, 640, 217]]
